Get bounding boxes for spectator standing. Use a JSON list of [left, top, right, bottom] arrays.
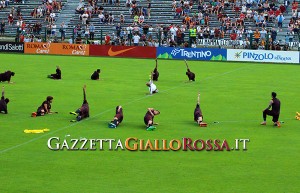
[[132, 33, 140, 46], [60, 22, 66, 41], [89, 23, 95, 40], [276, 13, 285, 30], [271, 28, 277, 42], [0, 20, 5, 36]]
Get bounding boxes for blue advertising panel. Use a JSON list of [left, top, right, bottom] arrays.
[[156, 47, 227, 61]]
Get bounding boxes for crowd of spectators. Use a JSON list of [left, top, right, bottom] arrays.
[[84, 0, 299, 50], [0, 0, 299, 50], [0, 0, 64, 41]]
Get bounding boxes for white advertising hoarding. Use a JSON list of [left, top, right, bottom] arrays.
[[227, 49, 300, 64]]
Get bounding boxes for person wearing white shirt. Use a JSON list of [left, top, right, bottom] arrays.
[[51, 23, 56, 37], [138, 14, 144, 24], [246, 27, 253, 38], [132, 33, 140, 46], [50, 12, 55, 23], [241, 5, 247, 13], [260, 28, 267, 39], [127, 25, 133, 39], [84, 26, 89, 40], [148, 25, 153, 37], [24, 36, 30, 42], [169, 25, 178, 41], [98, 13, 104, 23], [82, 12, 89, 24], [146, 75, 158, 95], [172, 0, 177, 10], [37, 7, 43, 18]]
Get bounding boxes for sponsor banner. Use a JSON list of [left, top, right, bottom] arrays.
[[227, 49, 300, 64], [25, 42, 52, 54], [0, 42, 24, 53], [156, 47, 227, 61], [89, 45, 156, 58], [24, 43, 89, 56]]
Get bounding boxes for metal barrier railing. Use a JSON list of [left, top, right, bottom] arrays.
[[14, 26, 300, 51]]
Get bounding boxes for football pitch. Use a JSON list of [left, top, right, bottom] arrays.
[[0, 53, 299, 192]]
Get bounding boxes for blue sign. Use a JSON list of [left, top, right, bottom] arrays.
[[156, 47, 227, 61]]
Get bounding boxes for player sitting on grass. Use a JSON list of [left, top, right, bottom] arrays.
[[152, 58, 159, 81], [108, 105, 124, 128], [70, 85, 89, 122], [194, 92, 207, 127], [184, 59, 195, 81], [34, 96, 54, 116], [91, 69, 101, 80], [146, 73, 158, 95], [144, 108, 160, 131], [0, 70, 15, 83], [261, 92, 281, 127], [0, 86, 9, 114], [47, 66, 61, 80]]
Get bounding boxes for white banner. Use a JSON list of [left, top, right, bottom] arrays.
[[227, 49, 300, 64], [198, 39, 300, 48]]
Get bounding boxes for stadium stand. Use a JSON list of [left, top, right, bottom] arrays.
[[0, 0, 299, 50]]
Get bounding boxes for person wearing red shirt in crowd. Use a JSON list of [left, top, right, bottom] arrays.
[[275, 9, 281, 16], [240, 12, 245, 20], [105, 33, 110, 45], [21, 21, 26, 31], [175, 6, 182, 19], [214, 28, 220, 39], [230, 31, 237, 40], [291, 2, 298, 14], [7, 14, 13, 26], [268, 9, 275, 21], [279, 4, 286, 13], [19, 34, 24, 42], [237, 17, 243, 27], [217, 12, 223, 22], [234, 5, 240, 16], [230, 30, 237, 48]]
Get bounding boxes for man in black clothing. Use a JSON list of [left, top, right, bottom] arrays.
[[91, 69, 101, 80], [0, 20, 5, 36], [152, 58, 159, 81], [48, 66, 61, 80], [35, 96, 54, 116], [0, 70, 15, 83], [261, 92, 281, 127], [108, 105, 124, 128], [0, 86, 9, 114], [185, 60, 195, 81], [194, 93, 207, 126], [70, 85, 89, 122], [144, 108, 160, 131]]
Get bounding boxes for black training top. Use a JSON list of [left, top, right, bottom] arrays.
[[0, 98, 7, 114], [272, 98, 281, 115]]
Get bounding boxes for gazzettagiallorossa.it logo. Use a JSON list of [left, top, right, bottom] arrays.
[[47, 137, 250, 151]]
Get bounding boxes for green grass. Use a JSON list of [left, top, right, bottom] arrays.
[[0, 54, 300, 193]]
